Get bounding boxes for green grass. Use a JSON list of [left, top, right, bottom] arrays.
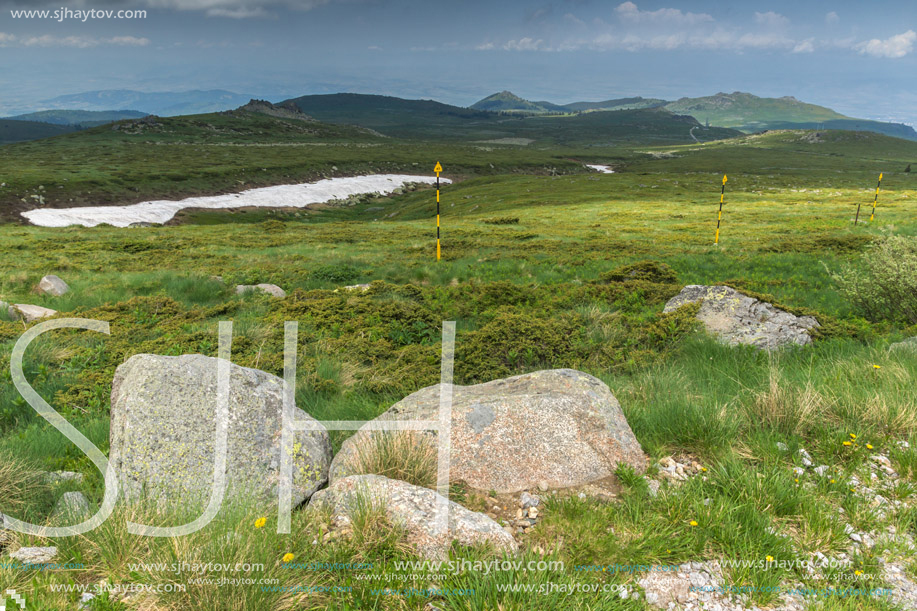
[[2, 123, 917, 609]]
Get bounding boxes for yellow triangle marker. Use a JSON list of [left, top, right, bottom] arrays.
[[723, 174, 728, 185], [434, 162, 443, 174]]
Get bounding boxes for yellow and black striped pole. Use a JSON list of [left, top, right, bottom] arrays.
[[434, 162, 442, 261], [714, 174, 727, 245], [869, 173, 883, 221]]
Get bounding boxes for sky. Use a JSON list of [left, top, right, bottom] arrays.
[[0, 0, 915, 124]]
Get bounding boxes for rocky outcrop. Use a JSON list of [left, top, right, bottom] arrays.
[[309, 474, 517, 560], [110, 354, 331, 506], [663, 285, 819, 350], [330, 369, 647, 493]]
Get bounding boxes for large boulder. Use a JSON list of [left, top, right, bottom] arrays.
[[110, 354, 331, 506], [8, 304, 57, 323], [36, 275, 70, 297], [329, 369, 647, 493], [309, 474, 517, 560], [663, 285, 819, 350]]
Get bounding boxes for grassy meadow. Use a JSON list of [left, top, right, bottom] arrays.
[[2, 118, 917, 610]]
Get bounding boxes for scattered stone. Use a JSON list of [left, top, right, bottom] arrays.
[[8, 303, 57, 323], [797, 448, 814, 467], [51, 491, 90, 520], [343, 283, 372, 291], [519, 492, 540, 509], [36, 275, 70, 297], [646, 479, 661, 497], [234, 283, 286, 298], [309, 475, 517, 560], [109, 354, 331, 506], [329, 369, 647, 493], [776, 441, 789, 451], [663, 285, 820, 350], [814, 465, 829, 477], [43, 471, 84, 484], [9, 546, 57, 564]]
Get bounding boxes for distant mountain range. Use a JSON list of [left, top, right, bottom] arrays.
[[26, 89, 255, 117], [469, 90, 917, 140], [3, 88, 915, 146], [6, 109, 148, 128]]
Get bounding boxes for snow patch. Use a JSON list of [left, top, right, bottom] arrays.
[[585, 164, 614, 174], [22, 174, 451, 228]]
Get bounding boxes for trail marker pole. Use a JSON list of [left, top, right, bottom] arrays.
[[714, 174, 727, 245], [434, 162, 442, 261], [856, 173, 883, 225], [869, 173, 883, 222]]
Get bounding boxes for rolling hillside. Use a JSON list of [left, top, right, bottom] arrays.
[[0, 118, 78, 144], [663, 92, 917, 139]]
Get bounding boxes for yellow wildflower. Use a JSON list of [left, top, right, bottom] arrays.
[[254, 517, 267, 529], [689, 520, 698, 527], [282, 553, 295, 563], [766, 555, 774, 562], [866, 444, 874, 450]]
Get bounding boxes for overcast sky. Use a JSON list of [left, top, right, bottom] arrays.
[[0, 0, 915, 124]]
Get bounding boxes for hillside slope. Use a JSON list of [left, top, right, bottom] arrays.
[[6, 109, 148, 127], [0, 118, 79, 144]]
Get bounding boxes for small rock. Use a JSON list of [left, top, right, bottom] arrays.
[[51, 491, 90, 520], [798, 449, 814, 467], [43, 471, 84, 484], [8, 303, 57, 323], [813, 465, 829, 476], [647, 479, 661, 497], [235, 283, 286, 298], [9, 546, 57, 564], [36, 275, 69, 297], [343, 283, 372, 291], [519, 492, 540, 508], [776, 442, 789, 451]]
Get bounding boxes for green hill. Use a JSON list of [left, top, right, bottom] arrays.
[[6, 109, 148, 127], [283, 93, 497, 139], [563, 97, 668, 112], [660, 92, 917, 140], [0, 118, 79, 144], [470, 91, 566, 113], [663, 92, 846, 127]]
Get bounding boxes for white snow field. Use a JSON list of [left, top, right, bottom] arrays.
[[585, 164, 614, 174], [22, 174, 451, 228]]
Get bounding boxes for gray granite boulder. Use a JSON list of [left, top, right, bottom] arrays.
[[663, 285, 819, 350], [309, 474, 517, 560], [110, 354, 331, 506], [8, 303, 58, 323], [329, 369, 647, 493], [36, 275, 70, 297]]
